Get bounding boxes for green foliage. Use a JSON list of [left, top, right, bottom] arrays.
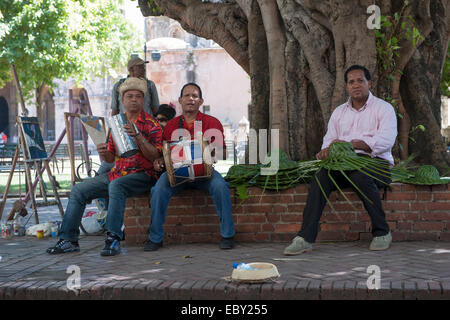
[[375, 0, 424, 89], [441, 45, 450, 97], [0, 0, 142, 103]]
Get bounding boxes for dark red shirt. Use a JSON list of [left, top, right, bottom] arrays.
[[107, 111, 162, 181], [162, 111, 225, 149]]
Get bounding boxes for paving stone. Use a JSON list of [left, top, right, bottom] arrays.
[[0, 237, 449, 300]]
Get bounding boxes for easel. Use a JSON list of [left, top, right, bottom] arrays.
[[14, 117, 64, 223], [65, 88, 95, 185], [64, 112, 106, 184], [0, 64, 64, 223], [0, 65, 98, 223]]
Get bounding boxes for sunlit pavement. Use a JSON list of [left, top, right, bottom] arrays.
[[0, 235, 449, 300]]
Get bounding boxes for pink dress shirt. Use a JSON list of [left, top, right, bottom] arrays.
[[321, 91, 397, 166]]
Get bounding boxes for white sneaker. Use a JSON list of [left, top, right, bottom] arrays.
[[283, 236, 313, 255]]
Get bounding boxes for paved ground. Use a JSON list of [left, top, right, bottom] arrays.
[[0, 234, 449, 300], [1, 198, 450, 300]]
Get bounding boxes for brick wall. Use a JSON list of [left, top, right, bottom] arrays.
[[124, 183, 450, 246]]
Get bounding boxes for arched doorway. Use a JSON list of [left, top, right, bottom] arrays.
[[0, 96, 9, 136]]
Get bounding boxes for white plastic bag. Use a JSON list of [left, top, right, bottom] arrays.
[[26, 222, 55, 237], [79, 210, 102, 235]]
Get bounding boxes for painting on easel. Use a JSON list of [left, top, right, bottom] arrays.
[[18, 117, 48, 160]]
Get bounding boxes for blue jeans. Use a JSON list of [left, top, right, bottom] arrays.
[[97, 161, 115, 175], [148, 170, 235, 243], [59, 172, 155, 241]]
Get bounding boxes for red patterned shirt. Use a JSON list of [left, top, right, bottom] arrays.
[[107, 111, 162, 181]]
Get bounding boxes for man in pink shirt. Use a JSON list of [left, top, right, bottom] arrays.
[[284, 65, 397, 255]]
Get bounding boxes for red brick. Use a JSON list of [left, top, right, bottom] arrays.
[[320, 223, 350, 231], [137, 217, 151, 227], [266, 213, 281, 223], [262, 224, 275, 232], [237, 215, 266, 224], [414, 222, 444, 231], [195, 215, 219, 224], [272, 204, 288, 213], [387, 221, 397, 230], [350, 222, 368, 232], [383, 202, 410, 211], [420, 212, 450, 221], [294, 185, 309, 193], [280, 214, 301, 223], [416, 193, 432, 201], [439, 232, 450, 241], [333, 202, 363, 211], [247, 188, 263, 196], [124, 217, 137, 227], [431, 184, 448, 191], [388, 184, 402, 192], [385, 212, 403, 221], [135, 198, 150, 207], [323, 213, 356, 222], [125, 198, 135, 207], [316, 231, 346, 241], [397, 222, 413, 230], [433, 192, 450, 201], [184, 225, 220, 234], [403, 213, 419, 221], [409, 232, 439, 241], [293, 194, 308, 203], [287, 204, 305, 213], [387, 193, 416, 201], [275, 224, 301, 233], [169, 197, 194, 206], [185, 207, 203, 215], [166, 207, 187, 215], [245, 205, 273, 214], [179, 216, 195, 224], [427, 202, 450, 211], [409, 202, 426, 211], [235, 224, 262, 233], [345, 232, 360, 241]]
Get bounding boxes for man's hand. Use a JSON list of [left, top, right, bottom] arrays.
[[123, 123, 139, 137], [316, 147, 329, 160], [153, 157, 165, 171], [350, 139, 372, 153], [96, 143, 112, 162]]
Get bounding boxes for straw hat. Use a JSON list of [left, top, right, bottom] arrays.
[[400, 165, 450, 185], [119, 77, 147, 96], [231, 262, 280, 283]]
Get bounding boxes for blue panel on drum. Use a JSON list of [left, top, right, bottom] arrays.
[[174, 166, 190, 178]]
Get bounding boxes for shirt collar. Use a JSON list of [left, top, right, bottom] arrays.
[[346, 91, 373, 112]]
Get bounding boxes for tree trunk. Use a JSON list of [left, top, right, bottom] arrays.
[[139, 0, 450, 168]]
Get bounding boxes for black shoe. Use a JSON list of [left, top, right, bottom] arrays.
[[100, 233, 121, 256], [143, 239, 163, 251], [47, 239, 80, 254], [220, 237, 234, 250]]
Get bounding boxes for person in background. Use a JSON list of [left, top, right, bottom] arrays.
[[155, 103, 176, 129]]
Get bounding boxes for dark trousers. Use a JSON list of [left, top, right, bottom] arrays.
[[298, 165, 391, 243]]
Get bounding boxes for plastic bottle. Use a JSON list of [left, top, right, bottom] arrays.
[[232, 262, 258, 271]]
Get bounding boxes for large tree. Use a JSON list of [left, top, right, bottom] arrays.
[[0, 0, 141, 121], [139, 0, 450, 169]]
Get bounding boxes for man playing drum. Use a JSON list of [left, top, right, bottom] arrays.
[[47, 77, 162, 256], [145, 83, 235, 251]]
